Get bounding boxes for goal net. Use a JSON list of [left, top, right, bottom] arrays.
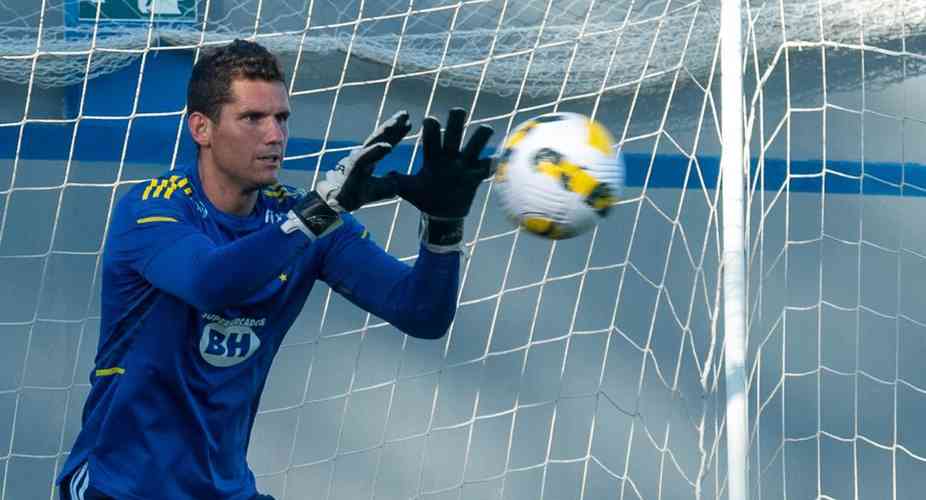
[[0, 0, 924, 499]]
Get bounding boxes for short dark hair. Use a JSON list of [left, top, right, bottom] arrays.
[[187, 39, 286, 123]]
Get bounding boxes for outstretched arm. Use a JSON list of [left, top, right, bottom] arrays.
[[133, 220, 313, 312], [318, 219, 459, 340], [312, 108, 493, 338], [119, 185, 343, 312]]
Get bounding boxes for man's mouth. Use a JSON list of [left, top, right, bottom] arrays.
[[257, 154, 281, 164]]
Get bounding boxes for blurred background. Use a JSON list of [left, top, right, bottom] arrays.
[[1, 0, 926, 498]]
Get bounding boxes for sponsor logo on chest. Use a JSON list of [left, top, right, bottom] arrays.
[[198, 313, 266, 367]]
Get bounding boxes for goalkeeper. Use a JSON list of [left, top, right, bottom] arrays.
[[55, 39, 493, 500]]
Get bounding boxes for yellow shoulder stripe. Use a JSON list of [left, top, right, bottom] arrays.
[[137, 216, 179, 224], [95, 367, 125, 377], [142, 175, 193, 200]]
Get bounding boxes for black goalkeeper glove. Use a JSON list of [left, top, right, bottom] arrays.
[[282, 111, 412, 239], [386, 108, 494, 252], [317, 110, 412, 212]]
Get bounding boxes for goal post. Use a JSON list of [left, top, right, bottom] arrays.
[[720, 0, 748, 499], [1, 1, 925, 499]]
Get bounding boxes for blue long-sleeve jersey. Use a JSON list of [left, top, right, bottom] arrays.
[[55, 163, 459, 499]]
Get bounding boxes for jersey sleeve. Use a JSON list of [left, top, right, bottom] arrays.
[[317, 215, 460, 339], [108, 176, 313, 312], [109, 177, 201, 271]]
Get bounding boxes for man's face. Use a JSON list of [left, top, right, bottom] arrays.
[[206, 78, 290, 190]]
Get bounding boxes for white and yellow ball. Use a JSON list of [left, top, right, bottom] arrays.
[[493, 112, 625, 239]]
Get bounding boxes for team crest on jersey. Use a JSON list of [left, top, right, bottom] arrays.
[[199, 313, 266, 367]]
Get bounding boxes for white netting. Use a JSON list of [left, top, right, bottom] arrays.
[[0, 0, 925, 97], [1, 0, 925, 499], [1, 1, 729, 498], [743, 0, 926, 498]]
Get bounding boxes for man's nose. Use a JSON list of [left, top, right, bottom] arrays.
[[266, 119, 286, 144]]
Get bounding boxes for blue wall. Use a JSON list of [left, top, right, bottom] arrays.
[[1, 48, 922, 196]]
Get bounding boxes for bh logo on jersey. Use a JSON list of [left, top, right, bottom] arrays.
[[199, 318, 263, 367]]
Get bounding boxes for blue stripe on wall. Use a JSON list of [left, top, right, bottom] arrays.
[[1, 120, 923, 196]]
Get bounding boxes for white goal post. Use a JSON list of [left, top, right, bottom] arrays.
[[1, 1, 925, 499], [720, 0, 747, 498]]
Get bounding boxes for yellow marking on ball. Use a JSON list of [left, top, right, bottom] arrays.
[[520, 216, 572, 239], [494, 162, 509, 182], [521, 216, 553, 235], [504, 121, 536, 149], [587, 119, 615, 156], [536, 159, 600, 198]]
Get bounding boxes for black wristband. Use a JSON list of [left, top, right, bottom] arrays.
[[419, 215, 464, 253], [281, 191, 343, 239]]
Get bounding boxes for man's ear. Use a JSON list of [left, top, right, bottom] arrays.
[[188, 111, 213, 148]]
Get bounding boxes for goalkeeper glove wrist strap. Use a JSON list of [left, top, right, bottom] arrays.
[[281, 191, 343, 240], [419, 215, 463, 254]]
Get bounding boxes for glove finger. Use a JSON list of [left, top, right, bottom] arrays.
[[336, 144, 394, 211], [461, 124, 494, 163], [443, 108, 466, 156], [381, 111, 411, 146], [352, 142, 393, 172], [364, 110, 411, 147], [420, 117, 442, 166]]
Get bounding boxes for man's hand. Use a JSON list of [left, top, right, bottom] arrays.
[[388, 108, 494, 219], [382, 108, 493, 253], [316, 110, 412, 212], [283, 111, 411, 240]]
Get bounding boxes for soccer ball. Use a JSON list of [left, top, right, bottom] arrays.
[[492, 112, 625, 239]]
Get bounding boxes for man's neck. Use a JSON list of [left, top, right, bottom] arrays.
[[197, 159, 259, 217]]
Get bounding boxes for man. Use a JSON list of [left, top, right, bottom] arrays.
[[55, 39, 493, 499]]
